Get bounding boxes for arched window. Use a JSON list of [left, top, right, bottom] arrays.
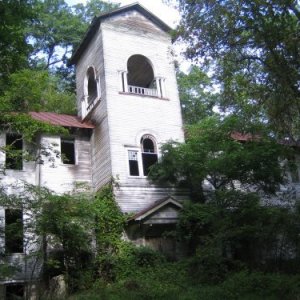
[[82, 66, 100, 118], [120, 55, 166, 98], [141, 135, 158, 176], [87, 67, 98, 104], [127, 55, 154, 88]]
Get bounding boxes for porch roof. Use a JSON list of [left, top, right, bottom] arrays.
[[29, 112, 95, 129], [129, 196, 183, 222]]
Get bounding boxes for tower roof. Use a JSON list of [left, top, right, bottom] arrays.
[[69, 3, 172, 65]]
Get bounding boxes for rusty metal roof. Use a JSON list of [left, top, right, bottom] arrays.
[[29, 112, 94, 129], [231, 132, 260, 141]]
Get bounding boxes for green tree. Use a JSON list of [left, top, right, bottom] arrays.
[[177, 66, 217, 124], [28, 0, 119, 90], [73, 0, 120, 24], [150, 115, 286, 201], [0, 0, 33, 94], [0, 69, 76, 114], [176, 0, 300, 138]]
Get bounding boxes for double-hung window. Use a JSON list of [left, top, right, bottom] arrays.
[[127, 135, 158, 177]]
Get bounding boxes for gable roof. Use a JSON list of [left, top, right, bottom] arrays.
[[29, 112, 94, 129], [129, 196, 183, 222], [69, 3, 172, 65]]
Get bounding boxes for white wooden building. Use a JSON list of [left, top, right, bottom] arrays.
[[0, 4, 187, 298]]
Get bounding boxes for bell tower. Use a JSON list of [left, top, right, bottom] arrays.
[[70, 3, 185, 250]]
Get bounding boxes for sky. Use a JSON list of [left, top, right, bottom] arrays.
[[66, 0, 180, 28]]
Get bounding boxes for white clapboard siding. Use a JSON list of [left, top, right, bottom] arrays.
[[99, 11, 185, 211], [39, 135, 92, 194]]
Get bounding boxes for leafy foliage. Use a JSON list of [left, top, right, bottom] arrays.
[[177, 66, 218, 124], [150, 115, 286, 200], [176, 0, 300, 138], [0, 69, 76, 114], [0, 0, 33, 94]]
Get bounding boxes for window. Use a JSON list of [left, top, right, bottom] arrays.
[[5, 209, 23, 254], [128, 150, 139, 176], [5, 134, 23, 170], [61, 138, 75, 165], [127, 136, 158, 177], [6, 284, 24, 300], [127, 55, 154, 88], [141, 135, 158, 176], [119, 55, 165, 97], [82, 66, 100, 118], [87, 67, 98, 105]]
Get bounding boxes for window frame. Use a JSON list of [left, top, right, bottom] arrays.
[[127, 148, 141, 177], [82, 66, 101, 118], [5, 133, 23, 171], [141, 135, 158, 176], [60, 137, 76, 165], [5, 209, 23, 254], [126, 135, 159, 178]]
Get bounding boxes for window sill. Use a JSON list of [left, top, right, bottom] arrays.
[[119, 92, 169, 101], [82, 97, 101, 121]]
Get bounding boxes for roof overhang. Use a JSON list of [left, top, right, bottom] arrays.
[[29, 112, 95, 129], [129, 196, 183, 224]]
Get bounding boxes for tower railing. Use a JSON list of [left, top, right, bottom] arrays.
[[128, 85, 158, 97]]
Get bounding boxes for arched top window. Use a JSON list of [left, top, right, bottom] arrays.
[[120, 54, 165, 98], [86, 67, 98, 104], [127, 55, 154, 88], [141, 135, 157, 154], [82, 66, 100, 118], [141, 135, 158, 176]]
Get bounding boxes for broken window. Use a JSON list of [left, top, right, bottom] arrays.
[[141, 136, 158, 176], [5, 134, 23, 170], [87, 67, 98, 105], [128, 150, 139, 176], [5, 209, 23, 254], [127, 55, 154, 88], [61, 138, 75, 165]]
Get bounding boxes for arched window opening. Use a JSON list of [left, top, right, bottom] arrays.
[[87, 67, 98, 104], [141, 135, 158, 176], [123, 55, 158, 97], [127, 55, 154, 88]]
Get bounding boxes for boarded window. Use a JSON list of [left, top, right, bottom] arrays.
[[6, 284, 24, 300], [5, 209, 23, 254], [141, 136, 158, 176], [5, 134, 23, 170], [128, 150, 139, 176], [61, 138, 75, 165]]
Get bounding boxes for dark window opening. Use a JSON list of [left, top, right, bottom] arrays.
[[87, 67, 98, 104], [5, 134, 23, 170], [127, 55, 154, 88], [128, 150, 139, 176], [6, 284, 24, 300], [141, 137, 158, 176], [5, 209, 23, 254], [61, 138, 75, 165], [142, 153, 158, 176]]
